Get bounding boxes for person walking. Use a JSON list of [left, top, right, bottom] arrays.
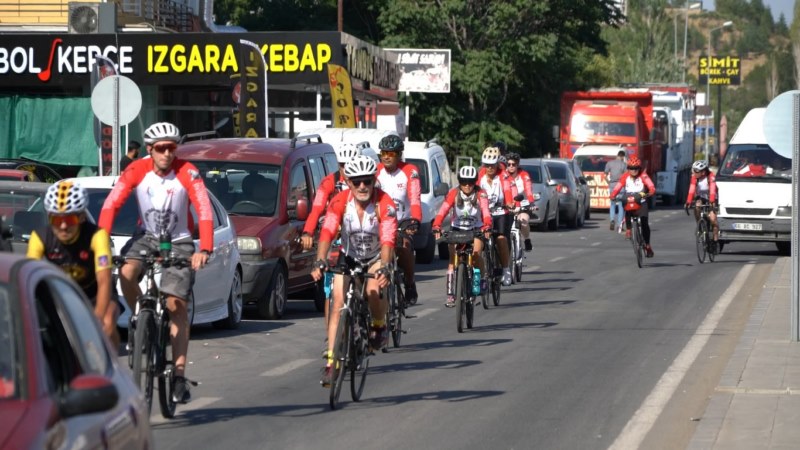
[[605, 150, 627, 231], [120, 140, 141, 171]]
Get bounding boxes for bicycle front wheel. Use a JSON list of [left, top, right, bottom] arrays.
[[631, 220, 644, 268], [455, 263, 466, 333], [696, 219, 708, 264], [157, 312, 176, 419], [509, 235, 519, 285], [706, 220, 716, 262], [329, 300, 351, 410], [350, 311, 369, 402], [132, 309, 156, 414]]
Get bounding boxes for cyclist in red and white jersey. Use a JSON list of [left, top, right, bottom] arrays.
[[310, 155, 396, 386], [503, 152, 535, 251], [609, 156, 656, 257], [99, 122, 212, 403], [375, 134, 422, 305], [479, 146, 515, 285], [685, 159, 719, 245]]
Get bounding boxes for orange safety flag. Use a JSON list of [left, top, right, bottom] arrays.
[[327, 64, 356, 128]]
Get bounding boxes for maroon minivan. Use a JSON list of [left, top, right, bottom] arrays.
[[177, 135, 337, 319]]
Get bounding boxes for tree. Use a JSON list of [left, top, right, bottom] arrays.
[[792, 0, 800, 88]]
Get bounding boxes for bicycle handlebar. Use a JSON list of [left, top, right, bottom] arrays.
[[113, 251, 193, 269]]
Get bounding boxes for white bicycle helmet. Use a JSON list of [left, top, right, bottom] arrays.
[[344, 155, 377, 178], [335, 143, 361, 164], [458, 165, 478, 183], [481, 146, 500, 165], [44, 180, 88, 215], [692, 160, 709, 172], [143, 122, 181, 145]]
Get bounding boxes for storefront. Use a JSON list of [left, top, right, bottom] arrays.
[[0, 31, 401, 172]]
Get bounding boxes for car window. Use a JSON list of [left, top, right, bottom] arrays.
[[0, 285, 16, 399], [437, 154, 451, 186], [307, 155, 326, 189], [431, 158, 442, 188], [34, 280, 84, 394], [34, 165, 62, 184], [521, 165, 542, 184], [405, 158, 430, 194], [288, 163, 310, 219], [545, 163, 569, 180], [0, 190, 41, 226], [189, 193, 224, 231], [323, 152, 339, 175], [85, 190, 140, 236], [188, 162, 281, 217], [48, 278, 109, 375]]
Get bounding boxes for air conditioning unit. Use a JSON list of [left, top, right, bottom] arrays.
[[68, 2, 117, 34]]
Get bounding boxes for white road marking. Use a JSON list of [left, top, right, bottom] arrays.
[[527, 265, 541, 272], [550, 256, 565, 262], [150, 397, 221, 424], [260, 358, 316, 377], [413, 307, 438, 319], [571, 248, 583, 254], [591, 242, 602, 246], [609, 263, 754, 450]]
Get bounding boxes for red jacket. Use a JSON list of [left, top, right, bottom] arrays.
[[686, 172, 717, 204], [504, 170, 535, 206], [303, 171, 345, 236], [609, 171, 656, 200], [433, 188, 492, 231]]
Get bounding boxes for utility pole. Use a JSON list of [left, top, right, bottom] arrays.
[[338, 0, 343, 32]]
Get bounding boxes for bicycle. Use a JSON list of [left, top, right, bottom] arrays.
[[481, 230, 503, 308], [508, 206, 531, 284], [118, 246, 192, 418], [686, 202, 717, 263], [442, 226, 483, 333], [623, 192, 648, 269], [383, 218, 419, 350], [326, 258, 377, 410]]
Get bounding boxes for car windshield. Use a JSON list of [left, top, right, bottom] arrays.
[[575, 155, 616, 172], [0, 285, 17, 400], [545, 163, 569, 180], [520, 165, 543, 184], [717, 144, 791, 183], [405, 158, 430, 194], [84, 190, 140, 236], [188, 162, 281, 216]]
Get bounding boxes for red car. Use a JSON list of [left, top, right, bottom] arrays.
[[177, 135, 338, 319], [0, 254, 152, 449], [0, 169, 39, 182]]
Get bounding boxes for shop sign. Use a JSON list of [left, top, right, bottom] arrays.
[[386, 48, 451, 93], [698, 55, 741, 85]]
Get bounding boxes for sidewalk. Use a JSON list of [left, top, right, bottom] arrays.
[[688, 257, 798, 449]]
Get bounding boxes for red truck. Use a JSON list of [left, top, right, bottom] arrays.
[[559, 89, 665, 209]]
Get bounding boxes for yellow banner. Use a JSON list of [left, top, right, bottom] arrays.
[[327, 63, 356, 128]]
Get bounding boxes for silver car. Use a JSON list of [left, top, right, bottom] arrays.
[[519, 158, 560, 231], [542, 159, 589, 229]]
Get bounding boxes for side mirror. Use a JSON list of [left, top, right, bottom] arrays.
[[578, 176, 588, 185], [60, 374, 119, 418], [296, 198, 309, 221], [433, 182, 449, 197], [546, 179, 557, 187], [584, 175, 594, 181]]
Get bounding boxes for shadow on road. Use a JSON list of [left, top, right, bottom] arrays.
[[385, 338, 512, 354], [496, 300, 576, 308], [190, 318, 295, 340], [468, 322, 558, 332], [367, 359, 482, 374]]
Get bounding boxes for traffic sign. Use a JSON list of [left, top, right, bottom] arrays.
[[763, 90, 800, 159], [90, 75, 142, 125]]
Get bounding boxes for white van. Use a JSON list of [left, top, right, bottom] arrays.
[[716, 107, 792, 253], [298, 128, 452, 263]]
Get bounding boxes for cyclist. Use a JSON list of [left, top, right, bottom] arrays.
[[609, 156, 656, 257], [479, 146, 515, 285], [503, 152, 535, 251], [99, 122, 213, 404], [310, 155, 396, 387], [432, 166, 492, 307], [27, 180, 119, 348], [375, 134, 422, 305], [605, 150, 627, 232], [300, 142, 361, 250], [685, 160, 719, 246]]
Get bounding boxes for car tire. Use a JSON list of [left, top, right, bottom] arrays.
[[567, 206, 579, 229], [415, 231, 436, 264], [438, 241, 450, 260], [258, 265, 287, 320], [213, 269, 243, 330], [584, 203, 591, 220], [776, 241, 790, 255], [548, 207, 559, 231]]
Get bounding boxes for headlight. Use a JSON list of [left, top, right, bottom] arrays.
[[237, 236, 262, 254], [777, 206, 792, 217]]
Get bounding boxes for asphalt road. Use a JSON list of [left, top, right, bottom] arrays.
[[138, 207, 781, 450]]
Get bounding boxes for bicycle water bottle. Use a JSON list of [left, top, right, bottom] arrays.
[[159, 231, 172, 258], [472, 267, 481, 295], [323, 271, 333, 298]]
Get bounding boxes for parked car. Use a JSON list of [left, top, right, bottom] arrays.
[[0, 159, 61, 183], [0, 253, 152, 449], [558, 157, 592, 221], [0, 169, 39, 182], [177, 135, 335, 318], [0, 181, 53, 253], [542, 159, 588, 228], [519, 158, 560, 231], [72, 176, 244, 330]]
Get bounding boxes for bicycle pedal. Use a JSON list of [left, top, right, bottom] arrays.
[[404, 314, 417, 319]]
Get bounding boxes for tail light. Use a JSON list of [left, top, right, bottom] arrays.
[[558, 184, 569, 194]]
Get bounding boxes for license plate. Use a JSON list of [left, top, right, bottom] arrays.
[[733, 223, 763, 231]]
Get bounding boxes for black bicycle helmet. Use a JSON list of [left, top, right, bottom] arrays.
[[378, 134, 404, 152], [506, 152, 520, 162]]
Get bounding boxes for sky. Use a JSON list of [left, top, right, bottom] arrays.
[[708, 0, 795, 23]]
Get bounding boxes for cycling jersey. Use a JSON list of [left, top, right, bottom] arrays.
[[433, 188, 492, 231], [478, 172, 513, 216], [686, 173, 717, 203], [319, 188, 397, 261], [304, 171, 349, 236], [98, 158, 213, 252], [609, 171, 656, 199], [27, 222, 112, 299], [375, 162, 422, 222], [505, 170, 534, 207]]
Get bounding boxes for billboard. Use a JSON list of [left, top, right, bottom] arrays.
[[387, 48, 451, 93], [698, 55, 741, 86]]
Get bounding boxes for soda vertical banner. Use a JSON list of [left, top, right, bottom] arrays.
[[237, 39, 269, 137], [91, 55, 117, 175], [327, 64, 356, 128]]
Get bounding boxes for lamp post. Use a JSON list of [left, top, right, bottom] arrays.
[[682, 2, 701, 83], [704, 21, 733, 163]]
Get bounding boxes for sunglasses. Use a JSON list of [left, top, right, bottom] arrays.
[[350, 177, 374, 187], [483, 164, 497, 169], [506, 162, 518, 167], [49, 214, 80, 227], [628, 167, 640, 171], [381, 150, 400, 158], [152, 143, 178, 154]]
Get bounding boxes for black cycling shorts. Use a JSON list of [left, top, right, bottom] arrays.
[[491, 213, 512, 239]]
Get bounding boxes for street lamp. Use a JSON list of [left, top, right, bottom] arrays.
[[682, 2, 701, 83], [704, 20, 733, 163]]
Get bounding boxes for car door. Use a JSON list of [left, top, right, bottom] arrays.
[[286, 160, 314, 288], [189, 193, 232, 321], [32, 275, 142, 450]]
